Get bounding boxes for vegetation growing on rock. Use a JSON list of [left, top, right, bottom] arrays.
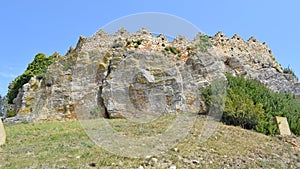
[[283, 66, 299, 81], [196, 34, 212, 52], [7, 53, 59, 104], [164, 46, 181, 55]]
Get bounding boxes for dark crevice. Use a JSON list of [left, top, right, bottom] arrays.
[[105, 59, 113, 78], [98, 86, 110, 118], [97, 60, 113, 119]]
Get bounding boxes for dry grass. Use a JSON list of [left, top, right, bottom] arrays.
[[0, 115, 299, 168]]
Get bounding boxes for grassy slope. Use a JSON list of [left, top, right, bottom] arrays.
[[0, 116, 299, 169]]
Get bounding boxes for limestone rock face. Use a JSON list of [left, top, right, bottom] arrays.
[[211, 32, 299, 96], [8, 29, 300, 122], [10, 57, 76, 122], [102, 51, 186, 119]]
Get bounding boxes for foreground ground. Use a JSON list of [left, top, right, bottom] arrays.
[[0, 115, 299, 169]]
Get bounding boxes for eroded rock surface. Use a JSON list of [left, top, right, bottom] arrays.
[[8, 28, 300, 122]]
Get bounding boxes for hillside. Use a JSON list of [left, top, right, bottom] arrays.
[[1, 116, 300, 168], [2, 28, 300, 168]]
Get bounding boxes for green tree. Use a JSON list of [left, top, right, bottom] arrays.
[[224, 88, 265, 129], [7, 53, 58, 104]]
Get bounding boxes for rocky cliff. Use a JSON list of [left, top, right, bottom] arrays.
[[9, 28, 300, 122]]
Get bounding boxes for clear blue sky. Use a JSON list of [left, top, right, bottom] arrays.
[[0, 0, 299, 96]]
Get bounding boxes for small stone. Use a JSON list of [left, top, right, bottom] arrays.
[[210, 148, 216, 153], [118, 161, 123, 166], [138, 165, 144, 169], [201, 147, 207, 152], [174, 148, 179, 152], [151, 158, 158, 164], [192, 160, 200, 164], [145, 155, 152, 159], [88, 163, 96, 167], [183, 158, 190, 164], [170, 165, 176, 169]]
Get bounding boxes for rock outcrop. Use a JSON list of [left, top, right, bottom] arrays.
[[7, 28, 300, 122]]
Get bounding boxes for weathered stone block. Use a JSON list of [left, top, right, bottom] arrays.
[[275, 116, 292, 136], [0, 120, 6, 145]]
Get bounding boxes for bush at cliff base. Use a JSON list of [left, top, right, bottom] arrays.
[[201, 73, 300, 135]]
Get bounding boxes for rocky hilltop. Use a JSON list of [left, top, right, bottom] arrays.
[[10, 28, 300, 122]]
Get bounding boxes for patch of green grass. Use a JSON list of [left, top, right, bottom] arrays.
[[107, 114, 177, 137], [0, 116, 298, 168], [1, 121, 141, 168]]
